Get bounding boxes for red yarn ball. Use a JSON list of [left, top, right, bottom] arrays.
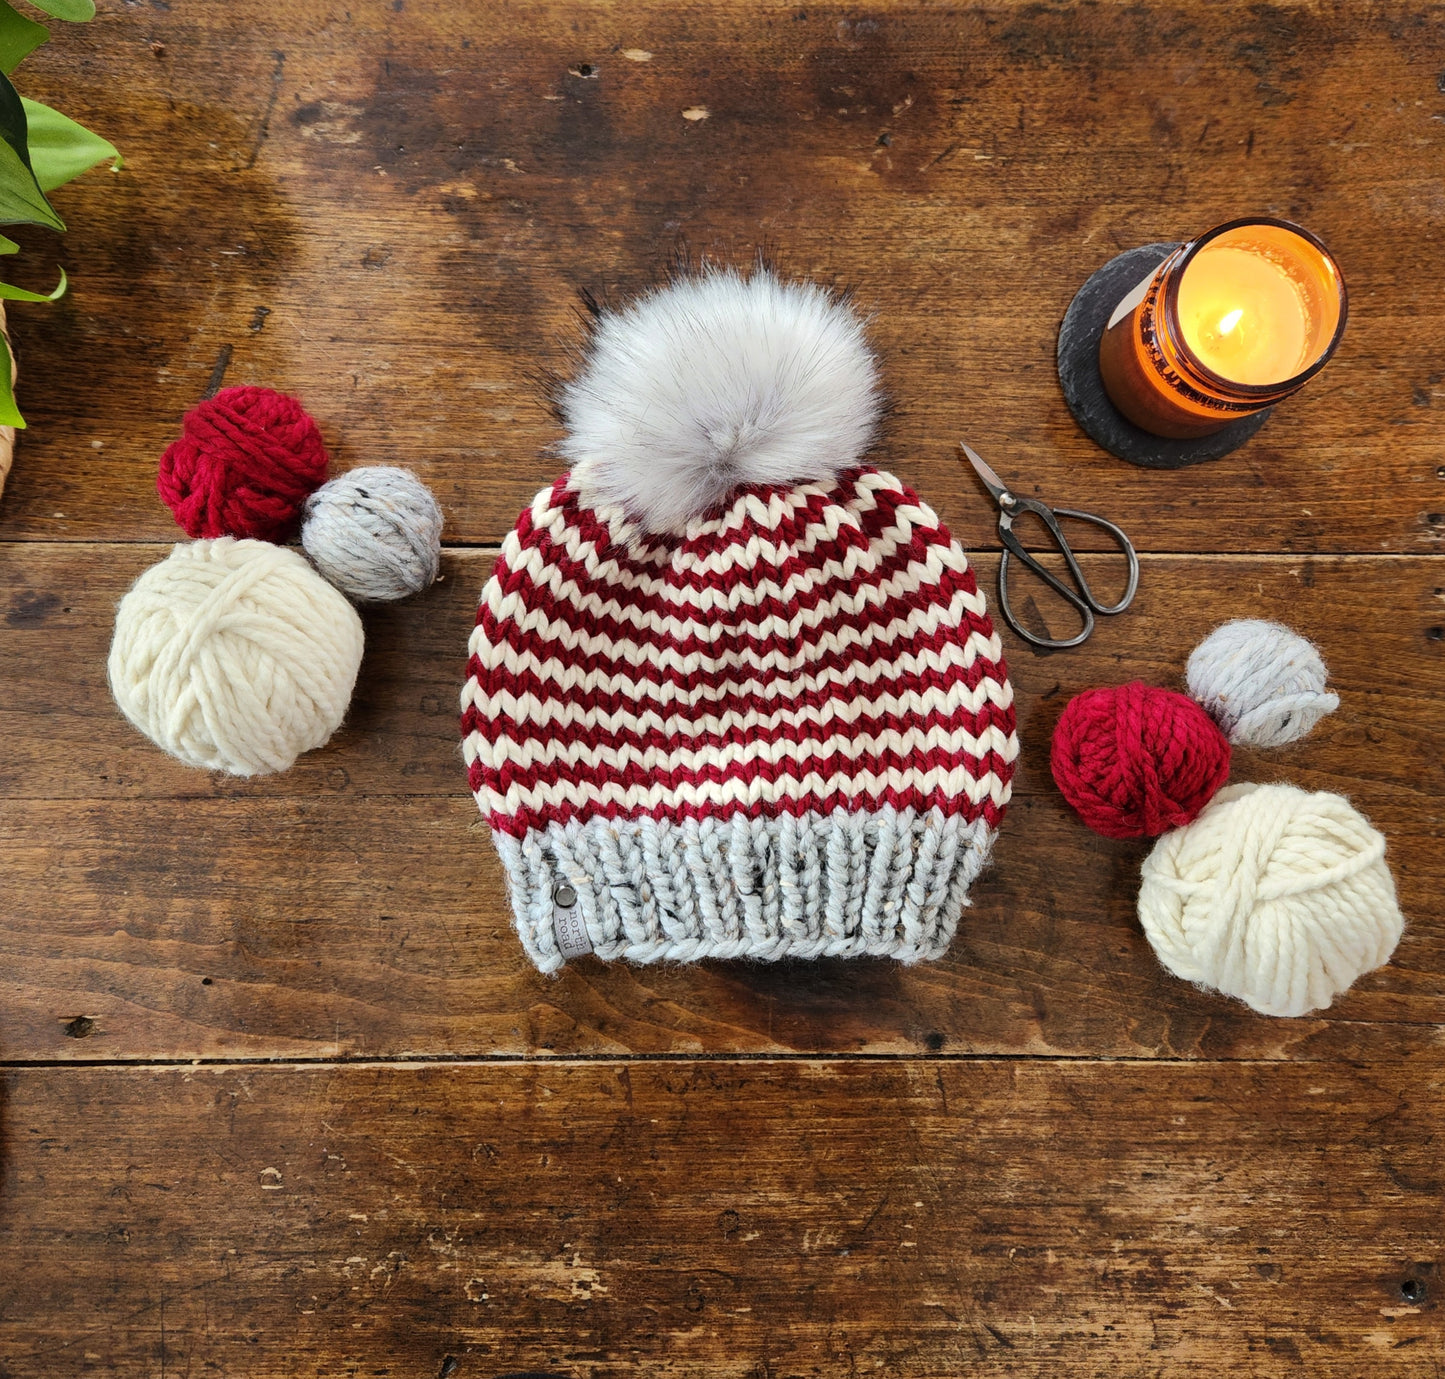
[[1050, 682, 1230, 839], [157, 386, 329, 541]]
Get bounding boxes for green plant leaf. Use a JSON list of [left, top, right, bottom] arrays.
[[0, 69, 61, 228], [18, 0, 93, 21], [22, 97, 117, 190], [0, 263, 62, 299], [0, 2, 48, 73], [0, 332, 24, 427]]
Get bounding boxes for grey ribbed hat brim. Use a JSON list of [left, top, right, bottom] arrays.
[[493, 805, 997, 973]]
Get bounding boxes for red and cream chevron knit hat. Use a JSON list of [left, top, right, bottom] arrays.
[[461, 268, 1018, 972]]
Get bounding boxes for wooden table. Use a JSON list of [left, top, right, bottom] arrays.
[[1, 2, 1441, 1373]]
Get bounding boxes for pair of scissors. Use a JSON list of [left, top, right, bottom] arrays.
[[960, 443, 1139, 650]]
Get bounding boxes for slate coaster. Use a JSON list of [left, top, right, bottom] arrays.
[[1057, 242, 1271, 469]]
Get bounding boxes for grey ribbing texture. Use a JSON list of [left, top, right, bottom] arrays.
[[495, 806, 997, 974]]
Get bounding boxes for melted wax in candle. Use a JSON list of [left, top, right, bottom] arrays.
[[1176, 243, 1312, 386]]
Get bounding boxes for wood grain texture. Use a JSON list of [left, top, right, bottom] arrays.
[[0, 5, 1442, 1372], [2, 788, 1439, 1063], [1, 546, 1439, 1062], [3, 546, 1442, 803], [0, 1060, 1439, 1377], [0, 2, 1441, 551]]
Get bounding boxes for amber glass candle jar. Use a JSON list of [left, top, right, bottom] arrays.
[[1098, 218, 1347, 439]]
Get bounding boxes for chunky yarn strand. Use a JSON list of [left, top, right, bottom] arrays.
[[109, 538, 365, 775], [1187, 618, 1340, 747], [157, 385, 329, 542], [1138, 782, 1404, 1017], [302, 466, 443, 602], [1051, 682, 1230, 839]]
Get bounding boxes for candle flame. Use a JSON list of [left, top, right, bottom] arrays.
[[1217, 307, 1244, 336]]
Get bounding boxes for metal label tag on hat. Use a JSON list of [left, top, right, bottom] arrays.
[[552, 882, 592, 959]]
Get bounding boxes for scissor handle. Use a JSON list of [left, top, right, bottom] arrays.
[[995, 497, 1140, 649], [998, 546, 1095, 649], [1048, 507, 1140, 616]]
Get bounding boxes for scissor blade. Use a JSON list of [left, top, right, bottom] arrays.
[[959, 443, 1010, 502]]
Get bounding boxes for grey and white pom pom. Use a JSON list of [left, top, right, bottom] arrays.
[[1186, 619, 1340, 747], [301, 466, 443, 602], [558, 266, 883, 533]]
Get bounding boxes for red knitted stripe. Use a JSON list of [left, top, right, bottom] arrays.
[[513, 522, 949, 615], [558, 487, 879, 575], [469, 613, 1003, 703], [466, 696, 1008, 757], [462, 668, 1014, 747], [465, 647, 1005, 740], [525, 468, 919, 564], [468, 467, 1016, 836], [476, 579, 986, 675], [479, 783, 1010, 839], [470, 741, 1012, 820], [527, 482, 947, 598], [484, 528, 970, 650], [479, 741, 1007, 793], [516, 476, 865, 581]]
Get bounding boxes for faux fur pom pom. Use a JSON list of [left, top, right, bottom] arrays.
[[558, 267, 883, 533]]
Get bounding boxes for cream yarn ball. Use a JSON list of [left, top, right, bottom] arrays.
[[1186, 619, 1339, 747], [301, 466, 443, 602], [109, 538, 365, 776], [1138, 782, 1403, 1017]]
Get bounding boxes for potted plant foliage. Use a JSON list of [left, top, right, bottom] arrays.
[[0, 0, 118, 495]]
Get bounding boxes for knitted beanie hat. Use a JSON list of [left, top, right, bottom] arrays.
[[461, 268, 1018, 972]]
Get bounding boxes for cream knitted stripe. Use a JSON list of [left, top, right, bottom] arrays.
[[462, 638, 1012, 719], [467, 672, 1014, 739], [522, 466, 910, 582], [475, 588, 1002, 676], [470, 718, 1017, 778], [483, 760, 1014, 821], [499, 523, 980, 623], [493, 806, 996, 973]]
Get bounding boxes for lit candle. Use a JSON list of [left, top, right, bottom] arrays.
[[1178, 242, 1311, 384], [1097, 218, 1347, 439]]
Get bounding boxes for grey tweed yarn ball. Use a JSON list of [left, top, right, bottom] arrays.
[[301, 466, 443, 602], [1186, 619, 1339, 747]]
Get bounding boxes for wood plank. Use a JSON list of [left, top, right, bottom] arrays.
[[2, 545, 1441, 802], [0, 1059, 1439, 1376], [1, 545, 1440, 1061], [1, 791, 1439, 1063], [0, 2, 1441, 551], [0, 9, 1440, 1374]]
